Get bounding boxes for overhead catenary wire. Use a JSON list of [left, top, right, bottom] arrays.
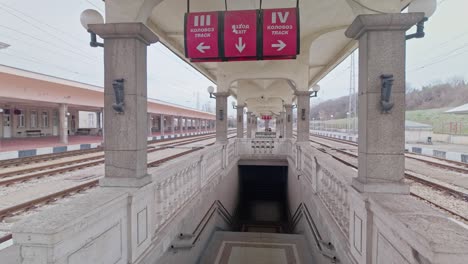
[[0, 5, 99, 60], [0, 25, 101, 63]]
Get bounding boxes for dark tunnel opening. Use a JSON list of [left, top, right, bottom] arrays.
[[234, 165, 289, 233]]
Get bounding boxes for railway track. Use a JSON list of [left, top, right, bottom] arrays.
[[310, 134, 468, 174], [0, 134, 223, 187], [0, 131, 220, 169], [310, 136, 468, 222], [0, 147, 103, 169], [0, 134, 236, 222]]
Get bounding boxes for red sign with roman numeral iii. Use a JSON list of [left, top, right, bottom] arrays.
[[262, 8, 299, 58], [224, 10, 258, 59], [185, 12, 220, 60]]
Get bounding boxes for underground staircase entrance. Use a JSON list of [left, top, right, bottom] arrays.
[[199, 164, 314, 263], [236, 165, 289, 233]]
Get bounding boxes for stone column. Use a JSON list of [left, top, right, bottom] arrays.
[[246, 112, 252, 138], [345, 13, 423, 194], [279, 111, 286, 138], [147, 113, 152, 136], [236, 104, 245, 138], [96, 110, 101, 129], [90, 23, 158, 188], [215, 92, 229, 143], [295, 92, 312, 142], [184, 117, 188, 133], [284, 104, 293, 138], [160, 114, 165, 137], [171, 116, 175, 135], [178, 116, 183, 134], [100, 107, 104, 139], [59, 103, 68, 144], [265, 119, 270, 130]]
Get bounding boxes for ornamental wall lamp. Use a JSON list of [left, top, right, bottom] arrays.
[[406, 0, 437, 40], [80, 9, 104, 48], [380, 74, 394, 113], [112, 79, 125, 113], [310, 84, 320, 98], [207, 86, 216, 99]]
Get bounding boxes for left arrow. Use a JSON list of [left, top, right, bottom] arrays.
[[196, 42, 210, 53]]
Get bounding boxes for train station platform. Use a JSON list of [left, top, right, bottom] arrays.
[[2, 0, 468, 264], [0, 129, 214, 160]]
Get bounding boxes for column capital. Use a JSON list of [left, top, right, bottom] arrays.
[[283, 104, 293, 109], [89, 22, 159, 45], [236, 103, 246, 108], [345, 13, 424, 40], [214, 92, 230, 98], [294, 91, 313, 97]]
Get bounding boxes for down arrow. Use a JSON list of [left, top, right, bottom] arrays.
[[235, 37, 246, 53]]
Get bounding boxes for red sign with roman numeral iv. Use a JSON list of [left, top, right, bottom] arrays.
[[185, 12, 220, 60], [262, 8, 299, 58]]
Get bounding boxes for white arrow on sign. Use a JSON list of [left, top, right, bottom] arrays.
[[235, 37, 246, 53], [271, 40, 286, 51], [196, 42, 210, 53]]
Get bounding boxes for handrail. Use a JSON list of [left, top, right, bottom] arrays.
[[171, 200, 234, 250], [288, 203, 330, 252], [289, 203, 339, 262]]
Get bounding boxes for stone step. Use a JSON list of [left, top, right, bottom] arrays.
[[199, 231, 314, 264]]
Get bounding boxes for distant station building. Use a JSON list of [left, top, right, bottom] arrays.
[[446, 103, 468, 114], [0, 65, 215, 142], [405, 120, 433, 143]]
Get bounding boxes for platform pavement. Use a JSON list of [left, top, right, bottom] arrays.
[[0, 130, 214, 160]]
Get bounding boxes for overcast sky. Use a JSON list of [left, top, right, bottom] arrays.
[[0, 0, 466, 110], [317, 0, 468, 102]]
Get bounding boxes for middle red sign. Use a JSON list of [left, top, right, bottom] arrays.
[[223, 10, 258, 59]]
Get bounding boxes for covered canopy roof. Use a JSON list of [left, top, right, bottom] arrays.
[[104, 0, 412, 116]]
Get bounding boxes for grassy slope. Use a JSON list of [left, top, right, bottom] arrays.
[[312, 108, 468, 134], [405, 108, 468, 134]]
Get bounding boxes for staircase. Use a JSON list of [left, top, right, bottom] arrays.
[[199, 231, 313, 264]]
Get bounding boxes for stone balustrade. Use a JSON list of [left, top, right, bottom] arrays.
[[5, 139, 467, 264]]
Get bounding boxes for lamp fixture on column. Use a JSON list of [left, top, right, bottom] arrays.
[[310, 84, 320, 97], [0, 108, 3, 113], [80, 9, 104, 48], [207, 86, 216, 99], [232, 101, 243, 109], [406, 0, 437, 40]]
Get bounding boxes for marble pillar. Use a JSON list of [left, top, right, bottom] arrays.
[[215, 92, 229, 143], [295, 92, 312, 142], [90, 23, 158, 188], [345, 13, 424, 194], [59, 103, 68, 144], [236, 104, 245, 138]]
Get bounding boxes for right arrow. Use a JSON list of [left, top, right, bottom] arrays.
[[235, 37, 246, 53], [196, 42, 211, 53], [271, 40, 286, 51]]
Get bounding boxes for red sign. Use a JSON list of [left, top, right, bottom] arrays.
[[262, 8, 299, 58], [185, 12, 220, 60], [224, 10, 258, 59]]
